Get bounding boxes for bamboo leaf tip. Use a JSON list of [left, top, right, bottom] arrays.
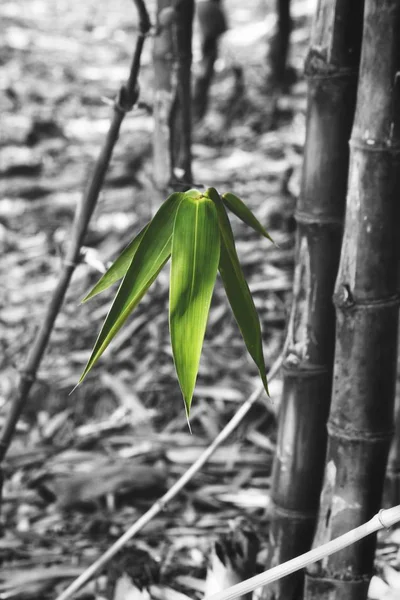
[[69, 381, 81, 396], [204, 187, 220, 202]]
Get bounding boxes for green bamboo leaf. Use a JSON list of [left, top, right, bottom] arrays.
[[222, 192, 274, 242], [206, 188, 269, 395], [79, 192, 185, 383], [82, 225, 149, 302], [170, 194, 220, 416]]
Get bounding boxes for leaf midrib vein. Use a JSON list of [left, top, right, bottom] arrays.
[[188, 202, 199, 317]]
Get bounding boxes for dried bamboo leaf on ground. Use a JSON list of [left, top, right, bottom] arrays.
[[52, 462, 167, 510]]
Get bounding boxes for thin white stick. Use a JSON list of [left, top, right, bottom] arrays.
[[203, 505, 400, 600], [54, 355, 283, 600]]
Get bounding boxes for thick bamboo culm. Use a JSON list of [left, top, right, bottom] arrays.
[[264, 2, 364, 599], [304, 1, 400, 599]]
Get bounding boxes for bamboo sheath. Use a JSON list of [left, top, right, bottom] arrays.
[[305, 1, 400, 599], [265, 2, 364, 598]]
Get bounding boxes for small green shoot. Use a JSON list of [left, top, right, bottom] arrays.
[[79, 187, 273, 418]]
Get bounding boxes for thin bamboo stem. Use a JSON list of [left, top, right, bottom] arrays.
[[0, 0, 151, 464], [265, 1, 364, 598], [193, 0, 227, 121], [202, 505, 400, 600], [153, 0, 175, 190], [54, 355, 283, 600], [268, 0, 292, 85], [153, 0, 194, 190], [170, 0, 194, 184]]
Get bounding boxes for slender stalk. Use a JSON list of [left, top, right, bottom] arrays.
[[153, 0, 194, 190], [202, 505, 400, 600], [268, 0, 292, 86], [170, 0, 194, 184], [304, 2, 400, 599], [265, 2, 364, 599], [53, 356, 283, 600], [193, 0, 227, 121], [153, 0, 175, 190], [0, 1, 151, 465]]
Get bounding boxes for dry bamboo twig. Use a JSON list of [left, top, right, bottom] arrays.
[[0, 0, 151, 464], [203, 505, 400, 600], [54, 353, 283, 600]]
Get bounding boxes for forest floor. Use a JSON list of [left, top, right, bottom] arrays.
[[1, 0, 400, 598]]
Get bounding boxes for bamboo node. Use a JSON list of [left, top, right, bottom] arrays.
[[304, 48, 355, 80], [350, 138, 400, 153], [114, 84, 140, 114], [272, 503, 317, 521], [283, 361, 329, 378], [333, 293, 400, 310], [327, 421, 394, 443], [377, 509, 391, 529], [294, 211, 343, 226]]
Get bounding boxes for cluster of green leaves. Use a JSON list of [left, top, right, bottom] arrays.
[[80, 187, 273, 417]]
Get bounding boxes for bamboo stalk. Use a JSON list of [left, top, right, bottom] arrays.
[[153, 0, 176, 190], [53, 356, 283, 600], [304, 1, 400, 598], [202, 505, 400, 600], [268, 0, 292, 86], [264, 2, 364, 599], [0, 1, 151, 469], [170, 0, 194, 184], [193, 0, 227, 121], [152, 0, 194, 190]]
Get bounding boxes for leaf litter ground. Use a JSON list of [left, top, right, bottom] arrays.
[[1, 0, 399, 598]]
